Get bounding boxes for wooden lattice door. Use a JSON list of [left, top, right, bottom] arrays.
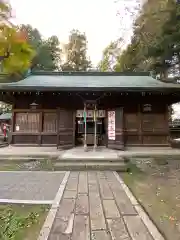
[[57, 108, 75, 149]]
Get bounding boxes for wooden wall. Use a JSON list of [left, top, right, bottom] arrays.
[[12, 110, 57, 145], [10, 91, 170, 147], [124, 104, 169, 146]]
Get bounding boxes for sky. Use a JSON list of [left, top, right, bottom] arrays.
[[9, 0, 137, 66]]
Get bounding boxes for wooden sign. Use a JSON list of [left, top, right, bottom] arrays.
[[98, 110, 105, 118], [30, 102, 38, 110], [76, 110, 83, 117], [142, 104, 152, 112], [76, 110, 105, 118], [87, 110, 93, 118], [108, 111, 115, 140]]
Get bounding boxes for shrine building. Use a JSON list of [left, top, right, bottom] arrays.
[[0, 71, 180, 150]]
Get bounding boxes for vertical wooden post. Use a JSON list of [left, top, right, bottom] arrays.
[[83, 103, 87, 151], [105, 110, 108, 148], [138, 103, 142, 144], [38, 111, 43, 145], [9, 105, 15, 145], [56, 108, 60, 149], [73, 110, 75, 147], [122, 107, 125, 150], [166, 104, 170, 144], [11, 105, 15, 133], [93, 104, 97, 150]]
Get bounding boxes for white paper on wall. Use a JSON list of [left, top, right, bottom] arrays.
[[16, 125, 20, 131]]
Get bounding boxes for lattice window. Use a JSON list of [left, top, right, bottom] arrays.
[[15, 113, 40, 132], [43, 113, 57, 132]]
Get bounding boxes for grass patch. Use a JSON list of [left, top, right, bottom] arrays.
[[0, 159, 55, 171], [0, 163, 20, 171], [120, 157, 180, 240], [39, 159, 55, 171], [0, 204, 49, 240]]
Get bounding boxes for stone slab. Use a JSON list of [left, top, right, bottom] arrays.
[[65, 172, 79, 191], [75, 193, 89, 215], [113, 190, 137, 215], [124, 215, 154, 240], [107, 218, 130, 240], [103, 200, 120, 219], [48, 233, 71, 240], [51, 218, 68, 234], [72, 215, 90, 240], [98, 178, 114, 200], [78, 172, 88, 193], [106, 172, 137, 215], [91, 230, 111, 240], [56, 199, 75, 221], [88, 173, 106, 230], [63, 190, 77, 199], [61, 147, 119, 159], [89, 193, 106, 230]]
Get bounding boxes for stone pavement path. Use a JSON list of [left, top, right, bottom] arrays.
[[48, 171, 158, 240]]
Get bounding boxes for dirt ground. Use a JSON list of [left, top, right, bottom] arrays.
[[120, 156, 180, 240]]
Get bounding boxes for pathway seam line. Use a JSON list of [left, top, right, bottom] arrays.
[[37, 171, 70, 240], [113, 171, 165, 240]]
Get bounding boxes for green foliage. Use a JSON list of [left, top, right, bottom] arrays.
[[0, 206, 39, 239], [1, 29, 35, 74], [0, 2, 92, 76], [101, 0, 180, 81], [98, 41, 120, 71], [19, 25, 61, 71], [61, 29, 91, 71], [0, 2, 35, 76]]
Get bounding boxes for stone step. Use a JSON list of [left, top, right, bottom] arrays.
[[0, 142, 9, 148], [0, 155, 125, 163], [0, 155, 58, 161], [54, 161, 127, 171], [0, 157, 48, 162], [58, 157, 124, 162]]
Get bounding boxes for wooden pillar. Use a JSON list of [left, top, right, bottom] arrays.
[[83, 103, 87, 151], [73, 110, 75, 147], [93, 104, 97, 150], [56, 108, 60, 149], [9, 105, 15, 145], [38, 111, 43, 145], [138, 103, 143, 144], [105, 109, 108, 148], [166, 104, 170, 144]]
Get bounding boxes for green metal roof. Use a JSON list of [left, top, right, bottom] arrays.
[[0, 72, 180, 91], [0, 113, 12, 120]]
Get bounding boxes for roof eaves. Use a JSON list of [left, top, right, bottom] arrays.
[[30, 71, 151, 77], [0, 86, 180, 93]]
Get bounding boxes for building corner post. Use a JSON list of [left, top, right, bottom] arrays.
[[93, 104, 97, 151], [83, 102, 87, 151]]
